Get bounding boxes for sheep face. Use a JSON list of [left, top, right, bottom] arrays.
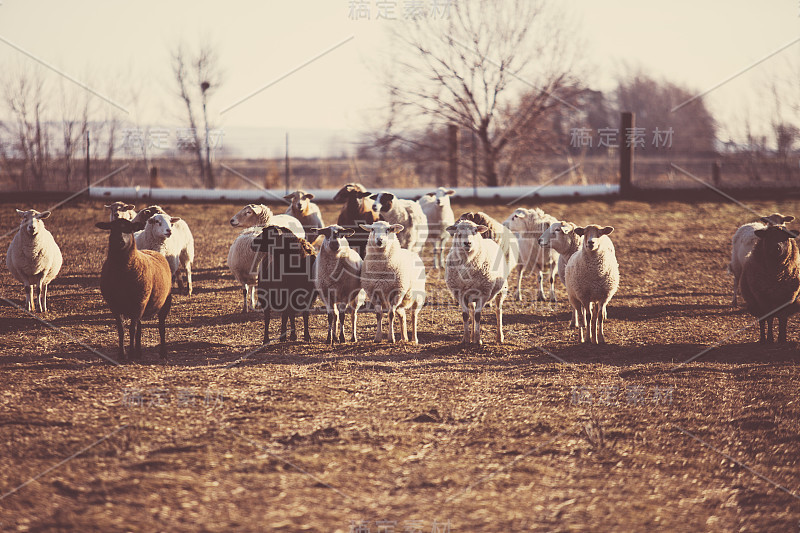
[[761, 213, 795, 226], [284, 190, 315, 213], [95, 218, 144, 249], [146, 213, 181, 240], [369, 192, 394, 214], [16, 209, 51, 237], [317, 224, 355, 253], [105, 202, 136, 221], [539, 221, 575, 247], [131, 205, 166, 225], [231, 204, 270, 228], [575, 225, 613, 252], [446, 220, 489, 256], [360, 221, 403, 250], [754, 225, 800, 258], [425, 187, 455, 207]]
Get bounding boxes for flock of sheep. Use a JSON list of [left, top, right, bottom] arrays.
[[5, 186, 796, 360]]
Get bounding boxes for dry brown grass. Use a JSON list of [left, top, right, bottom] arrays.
[[1, 197, 799, 532]]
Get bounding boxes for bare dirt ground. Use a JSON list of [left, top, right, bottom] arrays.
[[1, 196, 799, 532]]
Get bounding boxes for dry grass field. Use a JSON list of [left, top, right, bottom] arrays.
[[1, 196, 799, 532]]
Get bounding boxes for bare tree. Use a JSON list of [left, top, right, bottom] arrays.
[[1, 65, 51, 190], [171, 41, 222, 188], [384, 0, 580, 186], [56, 77, 90, 188]]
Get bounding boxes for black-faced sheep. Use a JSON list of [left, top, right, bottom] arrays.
[[333, 183, 376, 259]]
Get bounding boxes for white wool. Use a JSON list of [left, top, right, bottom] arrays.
[[539, 220, 583, 327], [370, 192, 429, 254], [418, 187, 455, 270], [445, 219, 508, 344], [134, 213, 195, 295], [360, 221, 426, 343], [6, 209, 63, 312], [504, 207, 559, 302], [564, 226, 619, 344], [314, 225, 366, 344]]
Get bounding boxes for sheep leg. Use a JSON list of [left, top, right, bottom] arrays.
[[759, 319, 767, 343], [25, 284, 34, 312], [374, 302, 383, 343], [242, 287, 249, 313], [158, 294, 171, 359], [185, 261, 193, 296], [387, 307, 397, 343], [289, 314, 298, 342], [135, 320, 143, 359], [778, 315, 788, 343], [495, 296, 504, 344], [115, 315, 126, 360], [350, 305, 359, 343], [302, 311, 311, 343], [536, 271, 546, 301], [597, 302, 607, 345], [129, 320, 138, 360], [397, 307, 409, 342], [766, 317, 774, 344], [337, 304, 346, 343], [589, 302, 599, 344], [410, 302, 419, 344], [548, 269, 557, 303], [577, 304, 588, 343], [473, 303, 483, 345], [515, 266, 524, 302], [40, 281, 48, 312], [263, 306, 271, 344], [461, 309, 470, 344], [326, 312, 334, 345], [731, 275, 739, 307]]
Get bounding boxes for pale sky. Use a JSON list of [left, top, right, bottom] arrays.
[[0, 0, 797, 154]]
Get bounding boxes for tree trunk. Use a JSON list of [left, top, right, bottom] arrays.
[[478, 132, 499, 187]]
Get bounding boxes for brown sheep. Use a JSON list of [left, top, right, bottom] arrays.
[[740, 224, 800, 343], [95, 218, 173, 360], [333, 183, 376, 258], [254, 225, 318, 343]]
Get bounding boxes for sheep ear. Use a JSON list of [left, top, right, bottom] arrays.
[[15, 209, 25, 217], [574, 227, 585, 236], [445, 224, 458, 236], [601, 226, 614, 235], [341, 228, 356, 238], [383, 193, 395, 201], [36, 211, 51, 220], [389, 224, 404, 234], [560, 225, 570, 234], [283, 193, 294, 200], [368, 193, 377, 200], [754, 229, 767, 238], [515, 211, 526, 219], [445, 189, 455, 195], [104, 204, 113, 208], [125, 204, 135, 210], [95, 222, 112, 230], [475, 225, 489, 234], [359, 224, 373, 232], [304, 193, 315, 200], [760, 217, 771, 224], [357, 191, 372, 198], [316, 227, 332, 238], [784, 216, 795, 223], [170, 217, 181, 223], [425, 192, 436, 197]]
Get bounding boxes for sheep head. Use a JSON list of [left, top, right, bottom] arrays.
[[16, 209, 51, 237], [360, 221, 403, 250]]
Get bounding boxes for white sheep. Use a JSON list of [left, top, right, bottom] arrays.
[[458, 212, 521, 303], [359, 221, 426, 343], [135, 213, 195, 295], [564, 225, 619, 344], [104, 201, 137, 221], [539, 220, 583, 326], [369, 192, 429, 254], [418, 187, 455, 269], [445, 220, 508, 344], [227, 204, 305, 312], [729, 213, 794, 306], [504, 207, 559, 302], [314, 224, 366, 344], [6, 209, 63, 312]]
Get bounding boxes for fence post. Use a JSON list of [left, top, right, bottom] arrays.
[[712, 160, 721, 187], [471, 131, 477, 199], [620, 112, 634, 197], [85, 130, 90, 192], [448, 124, 459, 187]]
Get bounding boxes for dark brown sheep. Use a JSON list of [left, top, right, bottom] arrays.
[[740, 224, 800, 343], [333, 183, 376, 258], [254, 225, 317, 343], [95, 218, 173, 360]]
